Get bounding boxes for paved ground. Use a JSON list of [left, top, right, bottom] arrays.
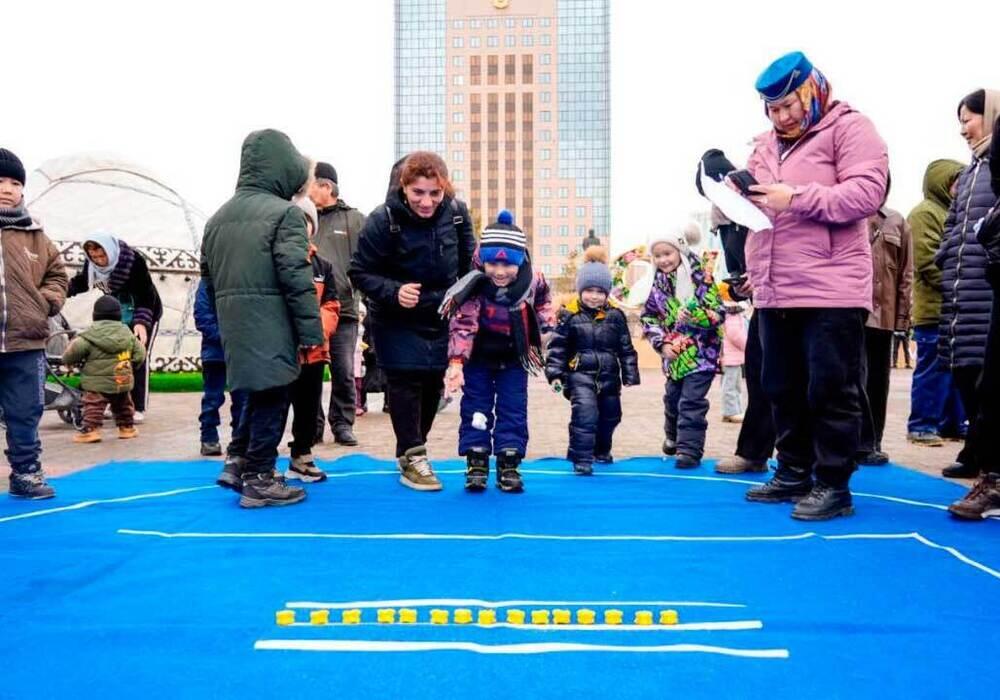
[[18, 367, 970, 488]]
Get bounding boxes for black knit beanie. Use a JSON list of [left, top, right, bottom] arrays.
[[0, 148, 26, 185], [93, 295, 122, 322]]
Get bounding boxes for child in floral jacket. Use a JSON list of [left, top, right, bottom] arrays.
[[641, 229, 724, 468]]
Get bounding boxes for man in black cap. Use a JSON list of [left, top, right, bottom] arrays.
[[309, 162, 367, 446]]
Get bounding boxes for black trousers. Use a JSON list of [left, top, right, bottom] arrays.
[[758, 308, 866, 487], [385, 369, 446, 457], [859, 327, 893, 452], [664, 371, 714, 460], [288, 363, 326, 458], [735, 312, 776, 462], [952, 365, 983, 469], [316, 318, 359, 436], [567, 383, 622, 466], [228, 385, 291, 475], [892, 332, 911, 368], [972, 269, 1000, 473]]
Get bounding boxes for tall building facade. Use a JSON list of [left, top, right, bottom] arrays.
[[394, 0, 610, 277]]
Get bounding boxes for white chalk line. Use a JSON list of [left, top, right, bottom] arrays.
[[253, 639, 790, 658], [283, 620, 763, 633], [116, 529, 1000, 582], [286, 598, 746, 610], [0, 486, 216, 524]]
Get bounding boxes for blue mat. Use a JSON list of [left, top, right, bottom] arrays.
[[2, 456, 998, 699]]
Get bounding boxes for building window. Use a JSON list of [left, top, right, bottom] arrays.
[[540, 72, 551, 84], [558, 244, 569, 255], [522, 35, 534, 47], [541, 53, 551, 65], [505, 18, 515, 28], [453, 94, 464, 105], [453, 56, 464, 67], [487, 18, 497, 28], [453, 132, 464, 142], [487, 35, 498, 47], [541, 188, 552, 198], [540, 130, 551, 141], [453, 75, 464, 86], [559, 226, 569, 237], [453, 169, 464, 182], [541, 244, 551, 256], [559, 187, 569, 198], [542, 264, 552, 274], [505, 35, 516, 47], [452, 151, 464, 162], [576, 206, 586, 218], [540, 169, 551, 179], [540, 91, 551, 103], [540, 18, 551, 27], [576, 225, 586, 237], [540, 206, 551, 217], [471, 19, 481, 29], [541, 111, 551, 122], [452, 37, 464, 48], [523, 18, 534, 28], [541, 225, 552, 237], [452, 112, 464, 124], [540, 34, 551, 46], [452, 19, 464, 30], [541, 149, 551, 160], [559, 206, 568, 217], [522, 54, 533, 83], [470, 36, 481, 48]]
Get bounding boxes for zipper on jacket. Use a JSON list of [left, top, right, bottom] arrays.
[[0, 233, 7, 353], [949, 162, 981, 367]]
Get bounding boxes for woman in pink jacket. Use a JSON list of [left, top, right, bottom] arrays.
[[740, 51, 889, 521]]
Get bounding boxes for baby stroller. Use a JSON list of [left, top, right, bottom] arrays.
[[44, 314, 84, 430]]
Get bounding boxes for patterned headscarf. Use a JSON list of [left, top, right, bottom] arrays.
[[770, 68, 832, 144]]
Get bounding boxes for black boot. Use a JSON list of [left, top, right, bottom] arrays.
[[465, 448, 490, 492], [791, 482, 854, 521], [662, 438, 677, 456], [496, 448, 524, 493], [239, 471, 307, 508], [942, 462, 980, 479], [745, 463, 813, 503]]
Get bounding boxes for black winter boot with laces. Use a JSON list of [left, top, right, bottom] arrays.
[[745, 463, 813, 503], [465, 448, 490, 492], [791, 482, 854, 521], [496, 448, 524, 493]]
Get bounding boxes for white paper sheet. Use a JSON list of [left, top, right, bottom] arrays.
[[699, 163, 773, 233]]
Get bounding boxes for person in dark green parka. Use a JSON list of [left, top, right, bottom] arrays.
[[200, 128, 324, 508]]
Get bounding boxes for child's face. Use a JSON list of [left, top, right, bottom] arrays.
[[484, 261, 520, 287], [581, 287, 608, 309], [0, 177, 24, 209], [652, 242, 681, 273]]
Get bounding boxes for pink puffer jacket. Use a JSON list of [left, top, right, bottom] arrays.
[[745, 102, 889, 311]]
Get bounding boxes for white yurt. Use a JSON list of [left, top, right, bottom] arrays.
[[25, 154, 206, 372]]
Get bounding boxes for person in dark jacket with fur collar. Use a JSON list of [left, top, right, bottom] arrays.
[[349, 151, 475, 491], [546, 247, 640, 476], [936, 89, 1000, 479], [949, 113, 1000, 520]]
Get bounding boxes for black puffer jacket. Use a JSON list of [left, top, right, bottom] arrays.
[[545, 300, 640, 395], [937, 155, 998, 369], [349, 188, 475, 372]]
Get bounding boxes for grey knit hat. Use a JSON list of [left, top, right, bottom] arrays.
[[576, 246, 613, 294]]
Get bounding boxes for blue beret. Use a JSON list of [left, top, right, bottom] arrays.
[[755, 51, 813, 102]]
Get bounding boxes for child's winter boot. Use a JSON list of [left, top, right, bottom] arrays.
[[465, 447, 490, 492], [496, 448, 524, 493]]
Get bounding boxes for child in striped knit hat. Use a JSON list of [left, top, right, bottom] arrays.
[[440, 210, 554, 492]]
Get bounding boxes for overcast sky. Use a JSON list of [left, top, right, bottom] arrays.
[[7, 0, 999, 253]]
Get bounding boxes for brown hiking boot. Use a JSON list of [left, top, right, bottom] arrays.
[[948, 474, 1000, 521], [73, 430, 102, 444], [716, 455, 768, 474], [398, 446, 443, 492], [118, 426, 138, 440]]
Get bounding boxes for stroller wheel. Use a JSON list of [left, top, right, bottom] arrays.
[[58, 408, 86, 431]]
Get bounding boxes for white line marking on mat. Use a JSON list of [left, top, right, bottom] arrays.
[[117, 529, 1000, 581], [253, 639, 790, 658], [284, 620, 764, 632], [286, 598, 746, 610], [0, 486, 215, 524]]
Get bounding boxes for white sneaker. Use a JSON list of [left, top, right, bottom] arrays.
[[133, 411, 145, 424]]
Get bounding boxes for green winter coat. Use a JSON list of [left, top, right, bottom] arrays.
[[62, 320, 146, 394], [200, 129, 324, 392], [908, 159, 965, 327]]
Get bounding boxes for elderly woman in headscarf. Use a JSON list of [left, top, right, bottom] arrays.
[[68, 232, 163, 421], [738, 51, 889, 521], [934, 89, 1000, 481]]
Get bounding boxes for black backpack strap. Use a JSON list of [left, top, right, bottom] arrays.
[[384, 204, 400, 235], [451, 199, 464, 227]]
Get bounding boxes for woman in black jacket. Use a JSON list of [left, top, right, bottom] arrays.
[[936, 89, 1000, 479], [349, 152, 475, 490], [68, 232, 163, 419]]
